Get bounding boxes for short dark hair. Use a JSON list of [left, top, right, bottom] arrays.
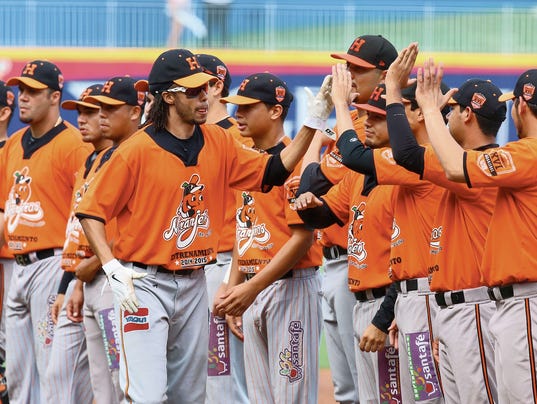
[[460, 105, 501, 137]]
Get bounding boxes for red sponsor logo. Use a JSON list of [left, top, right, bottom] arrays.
[[123, 307, 149, 332]]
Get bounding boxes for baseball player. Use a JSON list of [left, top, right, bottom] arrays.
[[0, 80, 15, 404], [74, 49, 324, 403], [334, 62, 446, 402], [295, 78, 402, 404], [46, 84, 113, 404], [416, 62, 537, 403], [297, 34, 398, 404], [384, 44, 501, 403], [62, 76, 144, 403], [195, 53, 250, 404], [215, 72, 323, 404], [0, 60, 92, 403]]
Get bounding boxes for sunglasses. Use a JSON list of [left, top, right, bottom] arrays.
[[165, 83, 208, 98]]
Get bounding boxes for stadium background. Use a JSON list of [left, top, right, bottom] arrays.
[[1, 1, 536, 401]]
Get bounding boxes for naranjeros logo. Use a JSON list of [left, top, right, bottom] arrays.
[[163, 174, 210, 249], [235, 192, 270, 257], [5, 166, 45, 236], [278, 321, 304, 383], [348, 202, 367, 267]]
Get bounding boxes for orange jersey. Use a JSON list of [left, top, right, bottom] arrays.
[[213, 117, 254, 253], [373, 146, 443, 281], [322, 170, 394, 291], [0, 141, 12, 259], [421, 147, 497, 291], [0, 122, 91, 254], [464, 138, 537, 285], [76, 123, 274, 270], [317, 111, 367, 248], [235, 138, 322, 274], [61, 149, 118, 272]]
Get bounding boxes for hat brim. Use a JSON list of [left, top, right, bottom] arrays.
[[6, 76, 48, 90], [330, 53, 376, 69], [174, 72, 216, 88], [447, 97, 459, 105], [352, 103, 386, 116], [134, 80, 149, 92], [220, 95, 261, 105], [84, 95, 125, 106], [61, 100, 100, 110], [498, 91, 515, 102]]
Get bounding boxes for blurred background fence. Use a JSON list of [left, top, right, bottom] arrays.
[[1, 0, 536, 53]]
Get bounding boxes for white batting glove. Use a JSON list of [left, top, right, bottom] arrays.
[[102, 259, 146, 314], [303, 75, 334, 131]]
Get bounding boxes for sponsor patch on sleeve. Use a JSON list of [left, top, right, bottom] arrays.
[[381, 149, 396, 165], [477, 149, 516, 176]]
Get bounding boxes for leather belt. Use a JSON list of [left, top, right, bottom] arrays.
[[322, 245, 347, 260], [435, 290, 465, 307], [133, 262, 194, 276], [395, 278, 430, 294], [436, 286, 490, 307], [354, 286, 387, 302], [487, 285, 513, 301], [245, 271, 293, 281], [14, 248, 61, 267]]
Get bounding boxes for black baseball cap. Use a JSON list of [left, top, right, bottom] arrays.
[[196, 53, 231, 92], [0, 81, 15, 111], [7, 60, 64, 92], [353, 84, 387, 115], [448, 79, 506, 122], [220, 73, 293, 107], [401, 81, 451, 102], [331, 35, 397, 70], [136, 49, 215, 95], [61, 84, 102, 110], [85, 77, 145, 107], [498, 69, 537, 104]]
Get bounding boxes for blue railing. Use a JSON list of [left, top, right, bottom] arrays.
[[0, 1, 536, 52]]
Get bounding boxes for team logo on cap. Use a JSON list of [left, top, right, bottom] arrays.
[[275, 86, 286, 103], [349, 37, 366, 53], [81, 87, 95, 99], [216, 65, 227, 81], [471, 93, 486, 110], [523, 83, 535, 101], [58, 74, 64, 90], [6, 91, 14, 106]]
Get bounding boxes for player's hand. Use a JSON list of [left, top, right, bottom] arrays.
[[331, 63, 357, 107], [75, 258, 100, 283], [226, 314, 244, 341], [102, 259, 146, 314], [360, 324, 388, 352], [415, 58, 457, 114], [291, 191, 323, 211], [303, 75, 334, 130], [216, 282, 258, 317], [432, 337, 440, 364], [66, 280, 84, 323], [212, 282, 228, 317], [51, 293, 65, 325], [388, 319, 399, 349], [385, 42, 419, 96]]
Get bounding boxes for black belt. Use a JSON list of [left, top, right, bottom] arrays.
[[354, 286, 387, 302], [435, 291, 466, 307], [487, 285, 514, 301], [14, 248, 58, 267], [245, 271, 294, 281], [133, 262, 194, 276], [395, 279, 418, 293], [322, 245, 347, 260]]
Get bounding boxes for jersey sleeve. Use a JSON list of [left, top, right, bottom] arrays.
[[373, 147, 422, 185], [464, 140, 537, 188], [75, 151, 136, 223], [422, 146, 481, 200], [321, 171, 354, 225]]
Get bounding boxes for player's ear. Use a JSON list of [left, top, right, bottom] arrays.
[[416, 107, 425, 123], [269, 104, 283, 121], [0, 106, 11, 123], [162, 91, 176, 105], [130, 105, 143, 123], [49, 90, 61, 106], [212, 80, 224, 96]]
